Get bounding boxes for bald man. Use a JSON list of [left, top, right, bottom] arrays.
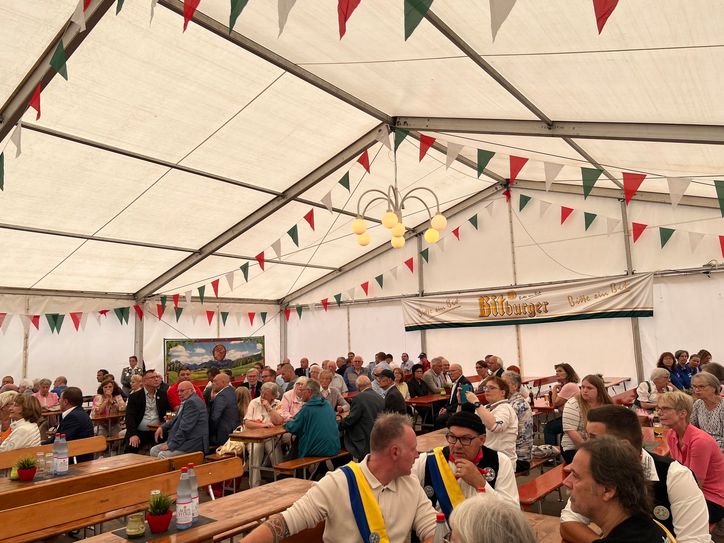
[[338, 375, 385, 461], [434, 363, 472, 429], [151, 380, 208, 458], [209, 373, 240, 447]]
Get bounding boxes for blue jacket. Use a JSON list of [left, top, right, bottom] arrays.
[[210, 386, 240, 447], [285, 396, 340, 458], [669, 364, 692, 390], [163, 394, 209, 453]]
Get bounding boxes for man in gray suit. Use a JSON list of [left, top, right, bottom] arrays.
[[338, 375, 384, 461], [209, 373, 240, 448], [151, 381, 208, 458]]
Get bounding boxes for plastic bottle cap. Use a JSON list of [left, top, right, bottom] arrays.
[[181, 467, 188, 473], [187, 463, 194, 468], [436, 512, 446, 522]]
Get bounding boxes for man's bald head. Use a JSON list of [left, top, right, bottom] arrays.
[[356, 375, 372, 391], [212, 372, 230, 392]]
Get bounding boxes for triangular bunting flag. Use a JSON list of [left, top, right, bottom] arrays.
[[133, 304, 144, 320], [632, 222, 647, 243], [584, 212, 597, 231], [225, 271, 235, 292], [0, 313, 9, 334], [561, 206, 574, 224], [206, 310, 215, 325], [659, 227, 675, 248], [271, 239, 282, 259], [404, 0, 433, 40], [394, 129, 409, 152], [278, 0, 297, 36], [389, 266, 399, 280], [468, 214, 478, 230], [211, 278, 220, 297], [240, 262, 250, 281], [198, 285, 206, 304], [321, 191, 334, 213], [114, 307, 129, 324], [220, 311, 229, 325], [338, 172, 350, 191], [689, 231, 705, 252], [174, 307, 184, 321], [452, 227, 460, 240], [357, 149, 370, 173], [539, 200, 551, 218], [485, 201, 495, 216], [477, 149, 495, 178], [419, 134, 435, 161], [98, 309, 110, 317], [55, 314, 65, 333], [172, 293, 180, 308], [592, 0, 620, 33], [84, 0, 91, 10], [360, 281, 369, 296], [623, 172, 646, 205], [256, 311, 265, 324], [375, 124, 391, 150], [503, 188, 511, 202], [150, 0, 158, 24], [420, 248, 429, 263], [347, 287, 356, 301], [0, 153, 4, 191], [606, 217, 620, 236], [255, 252, 265, 271], [509, 155, 528, 183], [71, 0, 86, 32], [247, 311, 256, 326], [375, 274, 384, 288], [720, 235, 724, 258], [296, 306, 303, 318], [284, 308, 291, 321], [184, 290, 192, 305], [50, 41, 68, 80], [229, 0, 250, 34], [519, 194, 531, 211], [303, 209, 315, 230], [582, 167, 603, 199], [715, 180, 724, 217], [10, 122, 22, 158], [70, 311, 83, 331], [287, 224, 299, 247], [404, 257, 414, 273], [666, 177, 691, 209], [19, 315, 30, 333], [31, 315, 40, 330], [156, 304, 165, 320], [183, 0, 200, 32], [544, 162, 564, 191], [321, 298, 329, 312], [116, 0, 124, 14], [490, 0, 517, 41], [445, 142, 463, 169], [334, 293, 342, 306], [160, 295, 167, 307], [46, 314, 59, 333]]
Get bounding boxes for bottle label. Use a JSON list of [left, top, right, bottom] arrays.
[[56, 457, 69, 474], [176, 501, 193, 529], [192, 496, 199, 519]]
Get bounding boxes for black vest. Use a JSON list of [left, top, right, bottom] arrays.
[[649, 452, 675, 533]]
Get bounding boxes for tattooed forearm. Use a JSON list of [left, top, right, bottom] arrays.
[[264, 514, 290, 543]]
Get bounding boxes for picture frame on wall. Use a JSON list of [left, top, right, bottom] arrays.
[[164, 336, 264, 384]]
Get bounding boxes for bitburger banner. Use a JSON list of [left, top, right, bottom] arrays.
[[402, 273, 653, 331]]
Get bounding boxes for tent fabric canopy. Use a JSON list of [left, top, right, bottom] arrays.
[[1, 0, 723, 303]]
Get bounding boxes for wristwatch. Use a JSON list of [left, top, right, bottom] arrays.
[[472, 401, 481, 408]]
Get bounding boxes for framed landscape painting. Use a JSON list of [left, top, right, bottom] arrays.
[[164, 336, 264, 384]]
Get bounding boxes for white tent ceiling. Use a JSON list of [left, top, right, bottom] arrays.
[[1, 0, 723, 303]]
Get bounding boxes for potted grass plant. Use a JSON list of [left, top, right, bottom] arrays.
[[146, 492, 174, 533], [15, 456, 37, 482]]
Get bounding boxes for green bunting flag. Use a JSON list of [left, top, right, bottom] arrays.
[[584, 212, 597, 231], [50, 41, 68, 80], [660, 227, 675, 248], [338, 172, 350, 191], [240, 262, 249, 281], [174, 307, 183, 321], [468, 214, 478, 230], [334, 293, 342, 306], [394, 128, 409, 152], [114, 307, 130, 324], [198, 285, 205, 304], [519, 194, 532, 211], [375, 274, 384, 288], [0, 153, 4, 191], [404, 0, 433, 40], [296, 306, 303, 318], [715, 180, 724, 217], [220, 311, 229, 325], [260, 311, 267, 324], [287, 224, 299, 246], [160, 295, 167, 307], [420, 248, 429, 263], [477, 149, 495, 178], [582, 167, 603, 199], [229, 0, 250, 33], [116, 0, 124, 14], [46, 313, 64, 333]]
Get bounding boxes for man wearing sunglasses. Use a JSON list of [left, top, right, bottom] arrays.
[[412, 410, 519, 518]]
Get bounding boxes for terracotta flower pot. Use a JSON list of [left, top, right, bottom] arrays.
[[146, 511, 173, 534], [17, 467, 36, 482]]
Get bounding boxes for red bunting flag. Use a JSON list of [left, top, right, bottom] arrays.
[[623, 172, 646, 205], [156, 304, 165, 320], [206, 310, 215, 325], [337, 0, 361, 38], [98, 309, 110, 316], [632, 222, 647, 243], [592, 0, 619, 33], [509, 155, 528, 184], [503, 188, 511, 202], [404, 257, 414, 273], [303, 209, 315, 230], [419, 134, 435, 161], [561, 206, 574, 224], [248, 312, 256, 326], [70, 312, 83, 331], [133, 304, 144, 320], [183, 0, 200, 31], [720, 235, 724, 258], [357, 149, 370, 173], [28, 84, 41, 120], [30, 315, 40, 330], [361, 281, 369, 296], [211, 278, 220, 297], [284, 308, 292, 321], [172, 293, 180, 308], [83, 0, 91, 10], [321, 298, 329, 311], [452, 227, 460, 240], [256, 251, 265, 271], [0, 313, 5, 329]]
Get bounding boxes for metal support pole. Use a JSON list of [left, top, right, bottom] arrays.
[[346, 305, 352, 353], [21, 297, 30, 379], [619, 200, 645, 383], [280, 306, 287, 361], [505, 190, 523, 367], [133, 309, 144, 370], [417, 236, 427, 354]]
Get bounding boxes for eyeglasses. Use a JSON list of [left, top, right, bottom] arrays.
[[656, 406, 675, 412], [482, 386, 500, 392], [445, 433, 477, 446], [691, 385, 710, 390]]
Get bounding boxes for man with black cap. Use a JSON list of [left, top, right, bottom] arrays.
[[377, 369, 406, 414], [418, 353, 431, 373], [412, 410, 519, 519]]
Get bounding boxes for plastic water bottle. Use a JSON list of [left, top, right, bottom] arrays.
[[186, 463, 199, 522], [175, 468, 193, 530], [432, 512, 450, 543], [54, 434, 69, 475]]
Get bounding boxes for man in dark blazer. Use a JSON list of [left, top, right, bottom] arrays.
[[338, 375, 384, 461], [151, 381, 208, 458], [42, 386, 95, 462], [209, 373, 240, 448], [294, 357, 310, 378], [435, 364, 472, 429], [240, 368, 262, 399], [377, 369, 407, 414], [125, 370, 170, 453]]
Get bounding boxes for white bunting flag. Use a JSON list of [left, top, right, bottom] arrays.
[[346, 287, 356, 301], [71, 0, 86, 32], [184, 290, 192, 305], [490, 0, 517, 41], [0, 314, 13, 334], [271, 239, 282, 260], [225, 271, 235, 292], [544, 162, 564, 191], [389, 266, 398, 280], [10, 122, 22, 158], [190, 308, 198, 325], [278, 0, 297, 36], [539, 200, 551, 218], [234, 311, 243, 326], [445, 142, 464, 169], [150, 0, 158, 24], [376, 125, 391, 150], [606, 217, 621, 236], [438, 236, 447, 253], [688, 231, 705, 252], [20, 315, 32, 334], [485, 200, 496, 217], [93, 312, 103, 326], [321, 191, 334, 213], [667, 177, 691, 209], [79, 312, 89, 332]]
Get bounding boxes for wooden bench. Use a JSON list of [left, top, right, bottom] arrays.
[[518, 464, 566, 513], [515, 457, 548, 477], [0, 435, 107, 469], [0, 456, 244, 543], [273, 450, 350, 479], [612, 388, 637, 407]]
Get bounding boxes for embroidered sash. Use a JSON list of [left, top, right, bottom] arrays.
[[425, 447, 466, 518], [340, 462, 391, 543]]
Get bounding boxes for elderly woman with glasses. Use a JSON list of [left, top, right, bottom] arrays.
[[690, 372, 724, 453], [657, 391, 724, 526], [465, 376, 518, 465], [634, 367, 676, 412]]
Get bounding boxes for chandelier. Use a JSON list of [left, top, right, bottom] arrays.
[[350, 153, 447, 249]]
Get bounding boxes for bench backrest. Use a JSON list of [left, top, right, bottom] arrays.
[[612, 388, 637, 406], [0, 457, 244, 543], [0, 435, 107, 469]]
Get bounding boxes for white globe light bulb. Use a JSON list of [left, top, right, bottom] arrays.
[[357, 232, 371, 246], [431, 213, 447, 231], [381, 210, 399, 229], [391, 236, 405, 249], [390, 223, 405, 237], [351, 217, 367, 235], [424, 228, 440, 244]]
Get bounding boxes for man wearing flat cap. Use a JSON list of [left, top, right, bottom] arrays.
[[412, 410, 519, 519], [377, 369, 406, 414]]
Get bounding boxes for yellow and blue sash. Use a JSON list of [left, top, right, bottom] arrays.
[[425, 447, 466, 518], [340, 462, 390, 543]]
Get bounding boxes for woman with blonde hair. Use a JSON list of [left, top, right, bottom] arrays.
[[235, 386, 251, 421], [561, 374, 613, 464], [449, 493, 536, 543], [0, 394, 42, 451], [0, 391, 19, 442], [392, 367, 409, 400]]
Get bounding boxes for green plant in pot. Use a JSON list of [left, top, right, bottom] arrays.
[[15, 456, 37, 482], [146, 492, 174, 534]]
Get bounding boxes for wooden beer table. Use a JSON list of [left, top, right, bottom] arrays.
[[229, 426, 287, 485], [416, 429, 447, 452], [525, 512, 561, 543]]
